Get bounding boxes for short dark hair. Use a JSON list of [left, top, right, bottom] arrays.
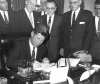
[[33, 23, 48, 38], [46, 0, 57, 7], [95, 0, 100, 4]]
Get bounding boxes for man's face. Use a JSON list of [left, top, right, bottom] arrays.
[[69, 0, 81, 11], [40, 0, 47, 11], [31, 33, 45, 47], [94, 4, 100, 17], [46, 2, 56, 16], [0, 0, 8, 11], [25, 0, 36, 13]]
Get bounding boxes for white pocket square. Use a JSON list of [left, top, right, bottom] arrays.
[[79, 22, 85, 24]]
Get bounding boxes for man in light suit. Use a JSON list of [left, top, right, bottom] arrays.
[[6, 24, 49, 71], [16, 0, 40, 33], [39, 0, 62, 62], [89, 0, 100, 64], [59, 0, 93, 57], [0, 0, 16, 34]]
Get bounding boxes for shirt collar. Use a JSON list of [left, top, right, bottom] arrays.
[[95, 16, 99, 21], [47, 13, 55, 19], [0, 10, 8, 14], [29, 39, 35, 49], [72, 7, 80, 16], [24, 7, 32, 15]]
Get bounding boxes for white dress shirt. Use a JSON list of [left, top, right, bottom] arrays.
[[71, 7, 80, 26], [47, 14, 55, 33], [95, 16, 100, 32], [29, 39, 37, 59], [0, 10, 9, 22], [24, 7, 35, 29]]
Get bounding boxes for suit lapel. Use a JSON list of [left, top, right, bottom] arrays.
[[36, 46, 42, 61], [23, 9, 32, 27], [93, 17, 98, 37], [33, 11, 36, 27], [72, 8, 83, 28], [69, 11, 72, 28], [36, 47, 39, 60], [0, 13, 6, 28], [25, 40, 31, 60], [43, 15, 47, 26], [50, 14, 57, 34]]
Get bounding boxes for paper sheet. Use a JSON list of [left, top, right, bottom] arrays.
[[58, 58, 80, 67], [33, 66, 69, 84], [80, 69, 95, 81], [50, 67, 69, 83]]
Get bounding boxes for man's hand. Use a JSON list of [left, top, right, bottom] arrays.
[[42, 57, 50, 64], [32, 61, 41, 69], [60, 48, 64, 56]]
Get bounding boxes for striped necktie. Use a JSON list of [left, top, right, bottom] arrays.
[[47, 16, 51, 31], [31, 47, 35, 61]]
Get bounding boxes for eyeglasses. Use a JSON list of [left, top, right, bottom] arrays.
[[0, 1, 8, 4], [94, 7, 100, 11], [46, 7, 55, 10], [69, 0, 80, 5]]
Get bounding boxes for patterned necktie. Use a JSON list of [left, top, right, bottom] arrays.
[[47, 16, 51, 31], [31, 47, 35, 61], [72, 12, 75, 26], [3, 12, 9, 27]]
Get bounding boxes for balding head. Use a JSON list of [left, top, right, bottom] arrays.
[[25, 0, 37, 13]]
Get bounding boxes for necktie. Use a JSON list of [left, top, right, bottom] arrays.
[[72, 12, 75, 26], [29, 13, 33, 25], [3, 12, 9, 27], [47, 16, 51, 31], [31, 47, 35, 61]]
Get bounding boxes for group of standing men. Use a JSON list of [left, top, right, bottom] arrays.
[[1, 0, 100, 69]]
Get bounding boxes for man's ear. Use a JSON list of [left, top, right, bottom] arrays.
[[25, 0, 28, 6], [31, 31, 34, 37], [79, 0, 82, 5], [55, 7, 57, 11]]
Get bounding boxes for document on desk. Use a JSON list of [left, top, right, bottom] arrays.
[[58, 58, 80, 67], [80, 69, 95, 81], [50, 67, 69, 83]]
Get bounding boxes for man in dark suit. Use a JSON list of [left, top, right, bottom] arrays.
[[0, 0, 16, 34], [39, 0, 62, 62], [59, 0, 93, 57], [89, 0, 100, 64], [6, 24, 49, 71], [15, 0, 40, 33], [39, 0, 47, 16]]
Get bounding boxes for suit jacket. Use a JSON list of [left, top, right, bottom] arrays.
[[15, 9, 40, 33], [0, 9, 16, 34], [59, 8, 93, 57], [89, 16, 100, 61], [6, 39, 47, 70], [39, 14, 62, 62]]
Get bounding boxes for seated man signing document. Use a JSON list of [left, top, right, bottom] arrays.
[[6, 24, 50, 72]]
